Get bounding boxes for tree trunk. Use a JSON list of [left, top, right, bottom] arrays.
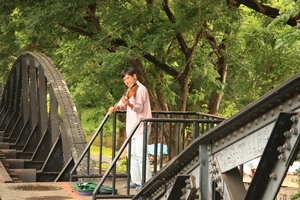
[[206, 35, 228, 115], [208, 91, 224, 115], [127, 59, 163, 111], [155, 71, 169, 111], [178, 66, 190, 112]]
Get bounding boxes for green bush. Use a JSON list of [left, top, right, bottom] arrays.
[[291, 192, 300, 200]]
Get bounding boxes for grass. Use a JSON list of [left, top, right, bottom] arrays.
[[90, 145, 127, 173], [90, 145, 111, 155]]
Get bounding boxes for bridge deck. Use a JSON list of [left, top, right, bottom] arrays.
[[0, 180, 131, 200]]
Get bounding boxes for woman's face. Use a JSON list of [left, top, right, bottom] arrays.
[[123, 74, 137, 88]]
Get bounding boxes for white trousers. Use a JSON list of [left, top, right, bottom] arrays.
[[130, 128, 152, 185]]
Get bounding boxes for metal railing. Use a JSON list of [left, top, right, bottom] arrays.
[[69, 111, 225, 199]]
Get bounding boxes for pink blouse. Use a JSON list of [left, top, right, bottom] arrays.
[[117, 81, 152, 138]]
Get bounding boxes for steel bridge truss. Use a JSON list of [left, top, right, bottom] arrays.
[[0, 52, 88, 182], [134, 73, 300, 200]]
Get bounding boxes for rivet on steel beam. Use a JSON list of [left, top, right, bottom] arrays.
[[270, 110, 275, 116], [214, 167, 219, 174], [215, 175, 221, 182], [277, 146, 284, 153], [247, 123, 251, 129], [290, 127, 298, 135], [215, 142, 219, 148], [181, 188, 187, 193], [283, 143, 291, 150], [278, 154, 286, 162], [291, 115, 299, 123], [262, 115, 267, 121], [211, 160, 217, 166], [279, 105, 283, 111], [212, 174, 216, 181], [234, 131, 238, 137], [268, 103, 274, 108], [288, 100, 292, 107], [207, 145, 211, 151], [284, 131, 292, 138], [227, 135, 231, 141], [216, 186, 222, 193], [240, 127, 244, 133], [298, 94, 300, 100], [269, 173, 277, 180], [212, 168, 217, 174], [255, 119, 259, 125], [221, 139, 225, 144]]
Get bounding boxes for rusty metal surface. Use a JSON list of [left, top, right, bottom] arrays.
[[245, 112, 300, 200], [0, 181, 133, 200], [0, 182, 78, 200], [0, 160, 13, 183], [134, 73, 300, 199]]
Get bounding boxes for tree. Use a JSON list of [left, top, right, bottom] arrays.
[[0, 0, 299, 116], [1, 0, 300, 156]]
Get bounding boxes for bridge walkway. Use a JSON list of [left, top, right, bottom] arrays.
[[0, 180, 130, 200]]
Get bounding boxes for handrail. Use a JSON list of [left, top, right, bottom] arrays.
[[69, 110, 225, 199], [69, 110, 225, 180], [114, 110, 226, 120], [69, 113, 111, 180], [91, 119, 143, 200], [91, 117, 224, 200]]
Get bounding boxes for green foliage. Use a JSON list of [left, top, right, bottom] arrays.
[[80, 107, 125, 139], [268, 0, 300, 49], [0, 0, 299, 118], [291, 167, 300, 199], [291, 192, 300, 200], [80, 108, 102, 135], [1, 0, 300, 175]]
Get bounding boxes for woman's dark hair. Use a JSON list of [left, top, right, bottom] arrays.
[[120, 67, 136, 78]]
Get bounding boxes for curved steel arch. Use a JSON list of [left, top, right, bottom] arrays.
[[0, 52, 88, 182]]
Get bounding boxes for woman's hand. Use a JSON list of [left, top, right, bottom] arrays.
[[121, 96, 133, 109], [121, 96, 129, 105], [108, 106, 119, 114]]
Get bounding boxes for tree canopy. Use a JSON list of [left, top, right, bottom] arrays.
[[0, 0, 299, 117]]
